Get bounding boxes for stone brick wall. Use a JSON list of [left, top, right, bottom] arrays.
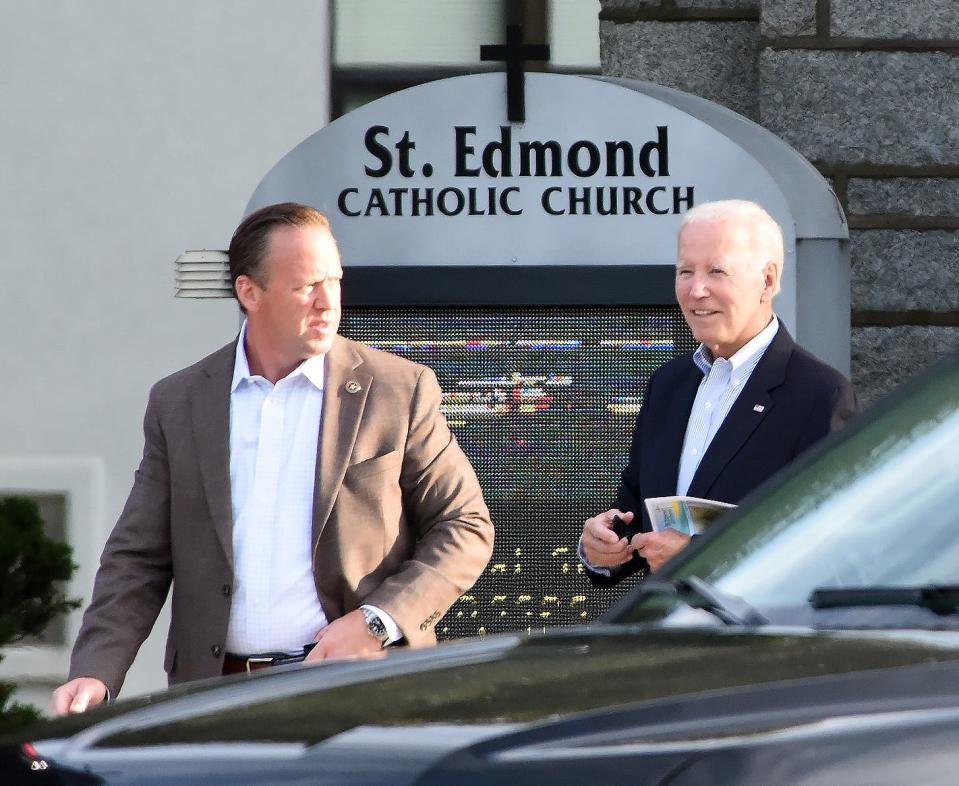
[[601, 2, 762, 119], [600, 0, 959, 407]]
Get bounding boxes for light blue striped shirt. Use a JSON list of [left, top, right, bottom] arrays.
[[676, 316, 780, 496]]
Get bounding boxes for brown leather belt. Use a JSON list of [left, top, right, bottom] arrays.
[[222, 644, 315, 675]]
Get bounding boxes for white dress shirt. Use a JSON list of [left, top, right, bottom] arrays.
[[225, 322, 398, 654]]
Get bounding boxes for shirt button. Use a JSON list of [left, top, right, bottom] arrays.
[[704, 402, 712, 410], [211, 644, 222, 657], [221, 584, 232, 597], [691, 448, 699, 456]]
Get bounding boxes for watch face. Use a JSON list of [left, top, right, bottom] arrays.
[[364, 610, 388, 642]]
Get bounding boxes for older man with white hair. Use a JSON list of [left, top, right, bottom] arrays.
[[581, 199, 856, 583]]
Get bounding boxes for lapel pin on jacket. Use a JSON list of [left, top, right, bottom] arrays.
[[345, 380, 362, 394], [753, 404, 765, 413]]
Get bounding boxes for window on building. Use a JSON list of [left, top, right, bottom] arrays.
[[0, 458, 101, 689], [12, 493, 70, 647], [331, 0, 600, 118]]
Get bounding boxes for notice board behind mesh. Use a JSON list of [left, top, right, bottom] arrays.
[[339, 305, 696, 638]]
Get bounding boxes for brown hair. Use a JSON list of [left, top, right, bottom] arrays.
[[228, 202, 333, 308]]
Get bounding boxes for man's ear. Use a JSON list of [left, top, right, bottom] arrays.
[[760, 261, 779, 301], [235, 275, 261, 313]]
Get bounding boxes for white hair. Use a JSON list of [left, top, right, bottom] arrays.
[[679, 200, 785, 295]]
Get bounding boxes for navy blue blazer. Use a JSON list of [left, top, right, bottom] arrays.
[[593, 324, 857, 587]]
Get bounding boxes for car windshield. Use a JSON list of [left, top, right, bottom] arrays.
[[611, 354, 959, 630]]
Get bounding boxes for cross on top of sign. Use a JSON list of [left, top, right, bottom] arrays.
[[480, 24, 550, 124]]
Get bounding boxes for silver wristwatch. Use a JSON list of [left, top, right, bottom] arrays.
[[362, 607, 390, 646]]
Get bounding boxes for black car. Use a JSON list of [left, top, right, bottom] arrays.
[[4, 353, 959, 785]]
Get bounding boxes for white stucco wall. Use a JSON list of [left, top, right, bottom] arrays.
[[0, 0, 330, 706]]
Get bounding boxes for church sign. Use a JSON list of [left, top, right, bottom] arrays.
[[344, 122, 681, 219], [181, 62, 850, 636], [248, 73, 798, 271]]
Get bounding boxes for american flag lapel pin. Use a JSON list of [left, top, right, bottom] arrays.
[[753, 404, 765, 413]]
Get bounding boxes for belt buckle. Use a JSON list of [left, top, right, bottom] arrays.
[[246, 655, 275, 672]]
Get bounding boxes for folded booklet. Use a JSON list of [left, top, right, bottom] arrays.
[[643, 495, 737, 536]]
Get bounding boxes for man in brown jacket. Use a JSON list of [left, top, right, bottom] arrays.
[[53, 203, 493, 714]]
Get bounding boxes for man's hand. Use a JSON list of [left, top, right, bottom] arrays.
[[52, 677, 107, 716], [305, 609, 387, 662], [581, 509, 636, 568], [631, 529, 691, 573]]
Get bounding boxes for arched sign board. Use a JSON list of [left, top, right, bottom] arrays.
[[230, 73, 852, 634], [247, 72, 849, 373]]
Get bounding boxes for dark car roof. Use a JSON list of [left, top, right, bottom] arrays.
[[17, 625, 959, 752]]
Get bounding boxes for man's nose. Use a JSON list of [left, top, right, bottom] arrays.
[[312, 286, 337, 310], [689, 274, 709, 297]]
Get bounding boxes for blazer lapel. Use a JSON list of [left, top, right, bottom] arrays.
[[655, 364, 704, 496], [312, 337, 373, 548], [687, 324, 794, 498], [190, 340, 236, 565]]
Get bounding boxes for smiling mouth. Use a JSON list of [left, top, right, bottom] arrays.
[[691, 310, 719, 316]]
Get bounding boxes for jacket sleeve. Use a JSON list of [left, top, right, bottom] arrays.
[[68, 386, 174, 697], [829, 376, 859, 434], [362, 366, 494, 645], [794, 373, 859, 457], [585, 377, 655, 588]]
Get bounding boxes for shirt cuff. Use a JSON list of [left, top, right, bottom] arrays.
[[361, 604, 402, 645], [577, 536, 612, 577]]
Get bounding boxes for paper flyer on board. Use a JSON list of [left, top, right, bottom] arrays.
[[643, 496, 737, 535]]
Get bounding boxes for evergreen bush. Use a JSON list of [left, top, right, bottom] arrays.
[[0, 496, 79, 733]]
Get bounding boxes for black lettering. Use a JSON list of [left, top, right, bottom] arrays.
[[646, 186, 668, 215], [568, 141, 601, 177], [501, 187, 521, 216], [639, 126, 669, 177], [520, 140, 563, 176], [487, 187, 498, 216], [674, 186, 694, 213], [338, 188, 360, 217], [438, 187, 465, 216], [396, 131, 416, 177], [411, 188, 434, 216], [541, 187, 564, 215], [605, 141, 635, 176], [482, 126, 513, 177], [467, 188, 486, 216], [623, 187, 644, 215], [455, 127, 481, 176], [364, 126, 392, 177], [568, 187, 591, 215], [388, 188, 406, 216], [596, 187, 618, 216], [364, 189, 389, 216]]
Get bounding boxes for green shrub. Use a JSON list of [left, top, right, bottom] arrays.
[[0, 496, 79, 733]]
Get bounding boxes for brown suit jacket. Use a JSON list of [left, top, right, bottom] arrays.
[[69, 336, 494, 696]]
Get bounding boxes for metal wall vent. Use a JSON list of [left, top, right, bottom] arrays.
[[174, 250, 231, 298]]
